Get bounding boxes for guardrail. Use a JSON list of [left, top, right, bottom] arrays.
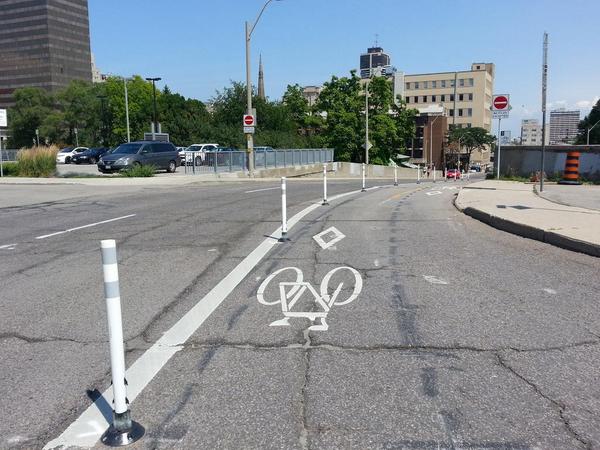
[[183, 148, 334, 175]]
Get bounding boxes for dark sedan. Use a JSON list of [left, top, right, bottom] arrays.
[[98, 141, 179, 173], [71, 147, 110, 164]]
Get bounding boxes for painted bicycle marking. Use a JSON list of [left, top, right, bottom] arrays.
[[256, 266, 363, 331]]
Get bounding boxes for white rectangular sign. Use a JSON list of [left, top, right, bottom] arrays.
[[493, 110, 510, 119], [0, 109, 7, 127], [243, 126, 255, 134]]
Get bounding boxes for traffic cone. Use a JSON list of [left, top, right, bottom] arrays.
[[558, 151, 582, 185]]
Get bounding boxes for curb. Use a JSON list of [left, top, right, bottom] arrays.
[[455, 199, 600, 258]]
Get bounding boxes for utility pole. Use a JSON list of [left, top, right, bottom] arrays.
[[365, 80, 369, 165], [245, 0, 280, 177], [145, 77, 161, 140], [124, 77, 131, 142], [540, 32, 548, 192]]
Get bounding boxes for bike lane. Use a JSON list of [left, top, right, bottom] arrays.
[[89, 183, 582, 449]]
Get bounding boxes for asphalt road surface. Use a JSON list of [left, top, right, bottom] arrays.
[[1, 175, 599, 450]]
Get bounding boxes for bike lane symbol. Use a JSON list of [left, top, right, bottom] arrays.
[[257, 266, 363, 331]]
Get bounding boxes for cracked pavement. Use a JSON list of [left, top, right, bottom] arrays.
[[1, 176, 600, 449]]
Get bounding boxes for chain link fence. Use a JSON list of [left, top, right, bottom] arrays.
[[1, 150, 19, 161]]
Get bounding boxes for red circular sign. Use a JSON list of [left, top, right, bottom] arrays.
[[244, 115, 254, 126], [493, 96, 508, 110]]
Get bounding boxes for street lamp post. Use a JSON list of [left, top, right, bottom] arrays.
[[145, 77, 161, 140], [245, 0, 281, 177], [587, 118, 600, 145], [365, 80, 369, 165], [429, 114, 442, 177], [124, 77, 131, 142]]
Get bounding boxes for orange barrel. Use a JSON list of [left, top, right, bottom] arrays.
[[558, 151, 582, 185]]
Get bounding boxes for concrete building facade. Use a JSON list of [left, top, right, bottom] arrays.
[[549, 109, 580, 144], [0, 0, 92, 108], [520, 119, 549, 145], [403, 63, 494, 166]]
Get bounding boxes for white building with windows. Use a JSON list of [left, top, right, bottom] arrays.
[[521, 119, 549, 145]]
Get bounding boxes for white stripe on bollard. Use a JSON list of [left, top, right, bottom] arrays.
[[433, 165, 436, 183], [394, 165, 398, 186], [100, 239, 144, 446], [279, 177, 290, 241], [361, 163, 366, 192], [322, 164, 329, 205]]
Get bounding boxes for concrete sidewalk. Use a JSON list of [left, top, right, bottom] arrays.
[[456, 180, 600, 257], [536, 183, 600, 211]]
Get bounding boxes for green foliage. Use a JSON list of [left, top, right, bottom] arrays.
[[448, 126, 496, 167], [120, 164, 155, 177], [16, 145, 58, 177], [1, 161, 19, 176], [576, 98, 600, 144], [7, 88, 54, 148]]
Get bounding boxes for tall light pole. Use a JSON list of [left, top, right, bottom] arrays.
[[540, 32, 548, 192], [124, 77, 131, 142], [365, 79, 369, 164], [429, 114, 442, 173], [145, 77, 161, 140], [587, 118, 600, 145], [245, 0, 281, 177]]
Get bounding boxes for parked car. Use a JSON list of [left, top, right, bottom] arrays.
[[56, 146, 88, 164], [446, 168, 461, 179], [179, 143, 219, 166], [254, 146, 274, 152], [71, 147, 110, 164], [97, 141, 179, 173], [204, 147, 240, 166]]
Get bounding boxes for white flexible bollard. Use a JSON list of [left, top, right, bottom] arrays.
[[433, 165, 436, 183], [322, 164, 329, 205], [361, 163, 366, 192], [100, 240, 144, 446], [279, 177, 290, 242], [417, 166, 420, 184], [394, 165, 398, 186]]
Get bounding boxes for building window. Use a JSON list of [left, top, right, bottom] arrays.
[[467, 108, 472, 117], [468, 93, 473, 101], [450, 79, 455, 87], [458, 93, 464, 101], [422, 96, 427, 102], [431, 95, 436, 102], [441, 80, 446, 88], [414, 96, 418, 103], [423, 81, 428, 89], [441, 94, 446, 102], [450, 94, 455, 101], [405, 82, 411, 90], [459, 78, 465, 87], [415, 82, 419, 89], [432, 80, 437, 88], [467, 78, 474, 86], [466, 123, 472, 128], [458, 109, 463, 117], [449, 109, 454, 117]]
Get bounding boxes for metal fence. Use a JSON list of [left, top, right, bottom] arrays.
[[1, 149, 19, 162], [183, 148, 334, 174]]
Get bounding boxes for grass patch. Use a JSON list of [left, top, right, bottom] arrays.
[[1, 161, 19, 176], [17, 145, 58, 177], [120, 164, 156, 177]]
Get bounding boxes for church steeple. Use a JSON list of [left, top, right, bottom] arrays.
[[258, 54, 265, 100]]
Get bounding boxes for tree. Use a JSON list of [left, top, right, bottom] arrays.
[[282, 84, 309, 127], [7, 88, 54, 148], [316, 71, 363, 161], [447, 126, 496, 169], [576, 98, 600, 144]]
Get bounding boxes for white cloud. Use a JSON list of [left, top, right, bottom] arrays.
[[575, 96, 599, 110]]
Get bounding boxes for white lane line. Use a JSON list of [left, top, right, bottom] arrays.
[[423, 275, 449, 285], [426, 191, 442, 196], [35, 214, 136, 240], [44, 186, 374, 449], [244, 186, 279, 194], [0, 244, 17, 250]]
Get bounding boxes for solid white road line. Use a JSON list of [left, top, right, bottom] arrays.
[[44, 185, 380, 449], [244, 186, 280, 194], [0, 243, 17, 250], [35, 214, 136, 240]]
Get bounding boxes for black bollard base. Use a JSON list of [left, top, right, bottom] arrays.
[[278, 232, 291, 242], [101, 419, 144, 447], [322, 200, 329, 205]]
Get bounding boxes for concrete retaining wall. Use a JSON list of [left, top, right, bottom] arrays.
[[498, 145, 600, 180]]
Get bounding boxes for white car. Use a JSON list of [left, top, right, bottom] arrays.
[[56, 146, 88, 164], [180, 143, 219, 166]]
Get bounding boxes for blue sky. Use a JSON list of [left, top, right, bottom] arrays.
[[89, 0, 600, 136]]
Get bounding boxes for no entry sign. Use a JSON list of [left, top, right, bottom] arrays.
[[492, 94, 510, 119], [243, 114, 255, 126]]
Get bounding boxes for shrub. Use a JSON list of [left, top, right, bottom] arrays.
[[17, 145, 58, 177], [120, 164, 155, 177], [1, 162, 19, 176]]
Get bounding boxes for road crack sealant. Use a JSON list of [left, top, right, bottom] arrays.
[[495, 352, 591, 449]]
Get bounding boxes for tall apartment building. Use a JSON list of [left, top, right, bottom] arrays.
[[520, 119, 549, 145], [360, 47, 392, 79], [403, 63, 494, 166], [0, 0, 92, 109], [549, 109, 580, 144]]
